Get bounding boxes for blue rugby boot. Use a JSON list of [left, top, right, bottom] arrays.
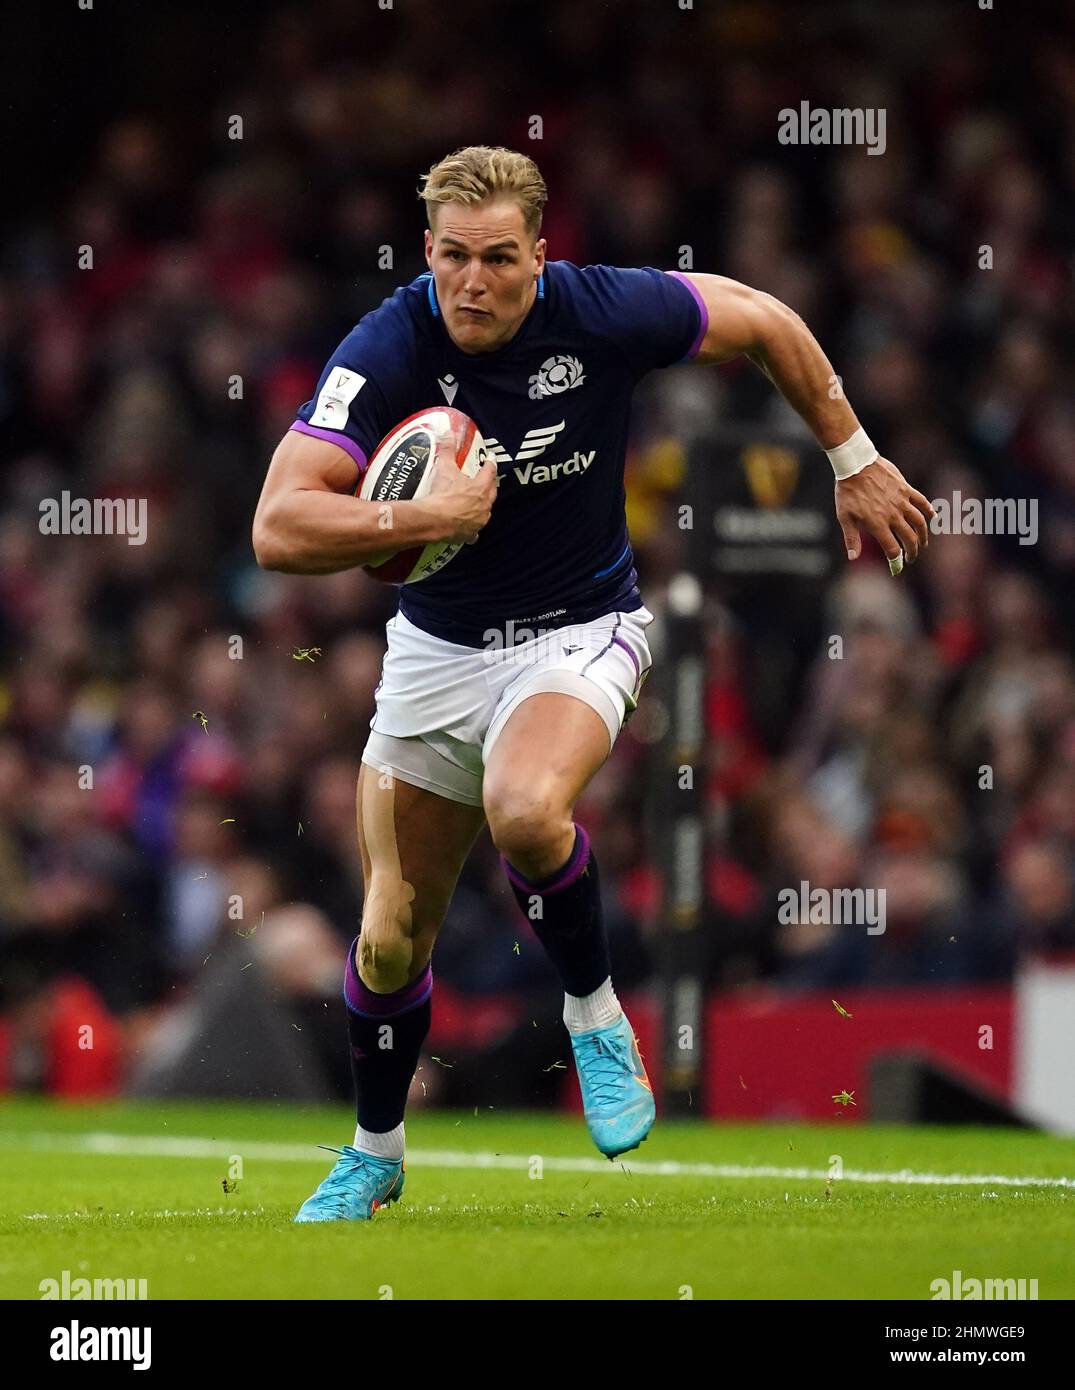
[[569, 1012, 655, 1159], [294, 1145, 405, 1222]]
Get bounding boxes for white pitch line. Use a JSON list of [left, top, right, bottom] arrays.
[[23, 1208, 268, 1221], [1, 1130, 1072, 1190]]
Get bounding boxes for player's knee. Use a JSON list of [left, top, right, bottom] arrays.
[[485, 787, 567, 864]]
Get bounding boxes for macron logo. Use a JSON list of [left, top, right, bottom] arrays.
[[437, 374, 459, 405], [513, 450, 595, 485]]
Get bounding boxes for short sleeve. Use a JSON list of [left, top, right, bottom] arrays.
[[290, 329, 395, 473], [576, 265, 708, 377]]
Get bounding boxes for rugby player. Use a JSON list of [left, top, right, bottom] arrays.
[[252, 145, 933, 1222]]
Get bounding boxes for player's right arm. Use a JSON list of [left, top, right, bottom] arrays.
[[252, 427, 496, 575]]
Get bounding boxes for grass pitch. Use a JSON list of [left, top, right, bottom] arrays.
[[1, 1099, 1072, 1300]]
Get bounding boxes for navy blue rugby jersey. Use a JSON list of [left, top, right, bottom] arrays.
[[291, 261, 708, 647]]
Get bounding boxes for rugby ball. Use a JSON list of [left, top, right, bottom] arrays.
[[357, 407, 488, 584]]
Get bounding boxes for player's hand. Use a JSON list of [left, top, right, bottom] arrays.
[[426, 442, 499, 544], [835, 456, 934, 575]]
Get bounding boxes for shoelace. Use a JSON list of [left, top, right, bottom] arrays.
[[575, 1031, 635, 1106], [308, 1145, 391, 1214]]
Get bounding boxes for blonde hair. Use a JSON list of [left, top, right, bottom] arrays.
[[418, 146, 547, 239]]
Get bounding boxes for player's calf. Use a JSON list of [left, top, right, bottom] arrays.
[[295, 759, 485, 1222], [358, 873, 419, 993], [498, 819, 656, 1158], [293, 940, 428, 1224], [499, 821, 612, 999]]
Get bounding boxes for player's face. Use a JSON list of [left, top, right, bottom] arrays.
[[425, 199, 546, 354]]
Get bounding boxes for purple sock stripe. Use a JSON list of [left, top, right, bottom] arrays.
[[611, 633, 641, 693], [504, 824, 591, 897], [343, 940, 432, 1018], [289, 420, 369, 474], [666, 271, 709, 360]]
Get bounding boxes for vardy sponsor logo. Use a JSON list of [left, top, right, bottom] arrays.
[[513, 450, 595, 486], [483, 421, 565, 467]]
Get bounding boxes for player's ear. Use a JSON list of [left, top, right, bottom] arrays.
[[533, 236, 546, 272], [423, 227, 434, 267]]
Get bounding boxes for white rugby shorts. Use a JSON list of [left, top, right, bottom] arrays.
[[361, 606, 655, 806]]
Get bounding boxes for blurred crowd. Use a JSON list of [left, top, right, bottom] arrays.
[[0, 0, 1073, 1094]]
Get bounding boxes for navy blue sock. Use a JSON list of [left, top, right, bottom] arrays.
[[503, 825, 611, 997], [343, 938, 431, 1132]]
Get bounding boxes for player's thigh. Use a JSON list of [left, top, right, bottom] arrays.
[[482, 691, 611, 835], [356, 758, 485, 938]]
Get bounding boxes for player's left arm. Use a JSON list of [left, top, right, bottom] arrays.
[[679, 272, 934, 570]]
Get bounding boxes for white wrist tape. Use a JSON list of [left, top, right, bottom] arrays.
[[826, 427, 878, 481]]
